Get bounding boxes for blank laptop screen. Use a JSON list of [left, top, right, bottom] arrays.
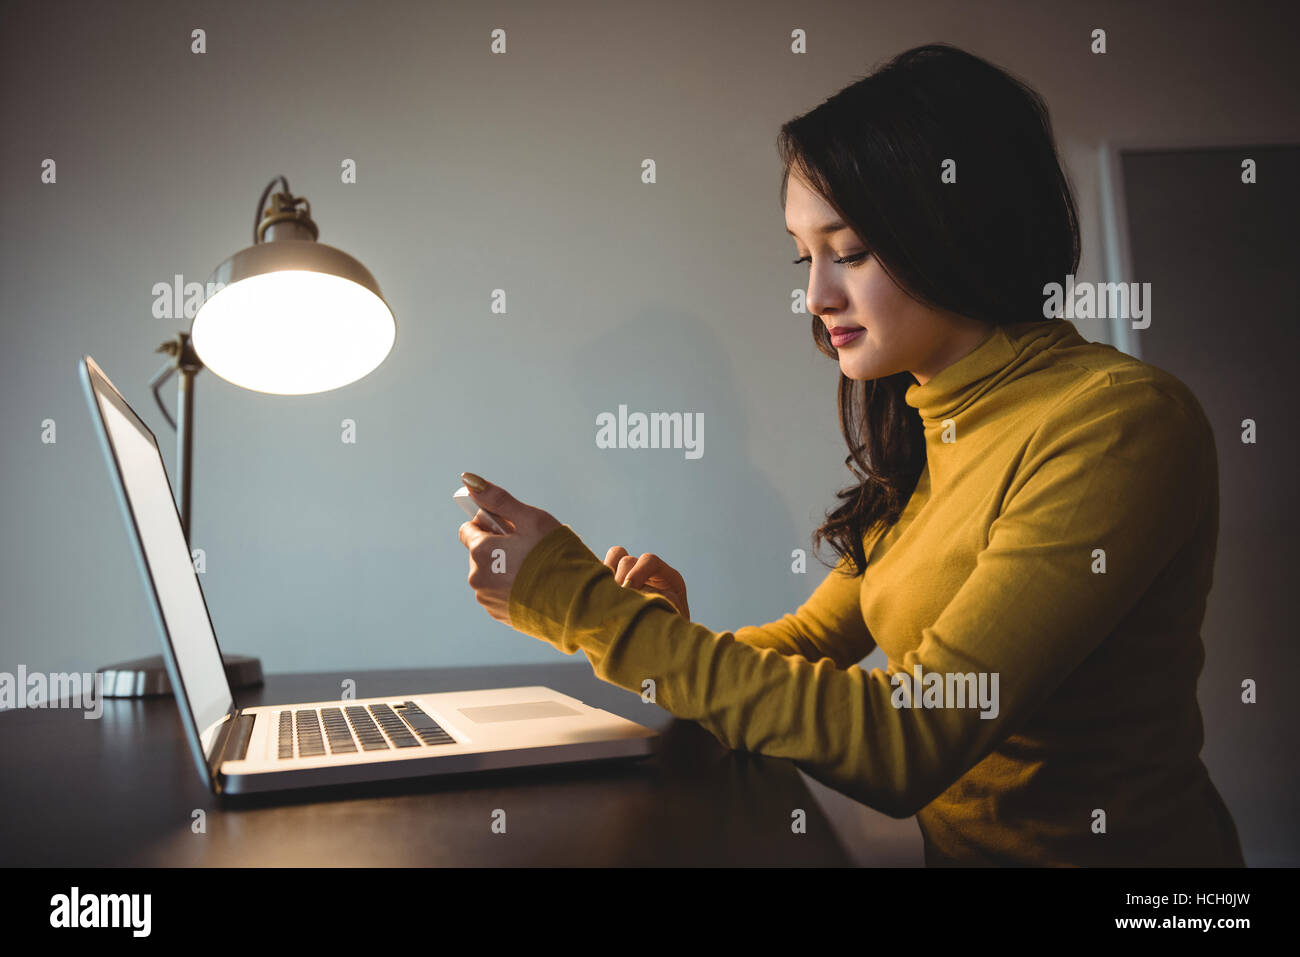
[[89, 365, 233, 746]]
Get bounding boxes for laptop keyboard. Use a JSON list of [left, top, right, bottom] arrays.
[[277, 701, 455, 759]]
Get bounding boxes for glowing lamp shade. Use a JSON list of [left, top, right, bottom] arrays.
[[191, 240, 395, 395]]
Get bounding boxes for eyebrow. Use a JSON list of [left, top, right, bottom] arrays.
[[785, 220, 850, 238]]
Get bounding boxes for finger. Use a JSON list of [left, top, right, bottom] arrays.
[[622, 553, 660, 588], [473, 508, 515, 535], [459, 519, 495, 550], [460, 472, 528, 522], [604, 545, 630, 570], [614, 554, 639, 585], [457, 520, 478, 548]]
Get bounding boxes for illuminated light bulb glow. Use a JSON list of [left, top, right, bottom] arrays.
[[191, 270, 395, 395]]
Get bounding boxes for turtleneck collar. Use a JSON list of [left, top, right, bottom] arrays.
[[904, 319, 1084, 426]]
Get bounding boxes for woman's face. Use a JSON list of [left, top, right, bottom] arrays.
[[784, 173, 992, 385]]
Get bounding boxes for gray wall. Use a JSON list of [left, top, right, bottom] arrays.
[[1122, 146, 1300, 867], [2, 0, 1297, 864]]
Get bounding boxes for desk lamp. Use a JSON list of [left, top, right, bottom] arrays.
[[99, 175, 397, 697]]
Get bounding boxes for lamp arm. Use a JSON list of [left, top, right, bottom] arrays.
[[151, 333, 201, 541], [149, 360, 178, 431], [254, 175, 292, 244]]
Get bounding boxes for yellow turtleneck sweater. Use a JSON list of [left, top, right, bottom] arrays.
[[506, 318, 1245, 867]]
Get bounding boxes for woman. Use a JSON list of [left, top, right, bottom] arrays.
[[457, 43, 1244, 867]]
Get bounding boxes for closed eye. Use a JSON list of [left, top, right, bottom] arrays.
[[793, 251, 870, 267]]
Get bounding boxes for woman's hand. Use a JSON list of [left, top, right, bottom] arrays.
[[457, 472, 561, 627], [603, 546, 691, 620]]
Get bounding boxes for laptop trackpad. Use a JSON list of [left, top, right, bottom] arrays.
[[458, 701, 582, 723]]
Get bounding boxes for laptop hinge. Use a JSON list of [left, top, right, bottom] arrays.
[[219, 711, 258, 763]]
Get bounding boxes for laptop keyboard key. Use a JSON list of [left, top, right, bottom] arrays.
[[369, 703, 420, 747], [277, 711, 294, 758], [345, 705, 391, 750], [295, 709, 326, 757], [393, 703, 456, 746], [278, 702, 455, 759], [320, 707, 358, 753]]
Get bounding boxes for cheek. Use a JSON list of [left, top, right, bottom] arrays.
[[855, 264, 910, 331]]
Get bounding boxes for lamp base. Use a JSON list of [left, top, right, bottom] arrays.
[[99, 653, 263, 698]]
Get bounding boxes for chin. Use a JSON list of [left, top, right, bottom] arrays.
[[840, 360, 876, 381]]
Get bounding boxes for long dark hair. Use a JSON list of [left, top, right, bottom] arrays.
[[778, 43, 1081, 575]]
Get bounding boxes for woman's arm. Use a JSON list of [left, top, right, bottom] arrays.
[[730, 553, 876, 667], [508, 379, 1211, 818]]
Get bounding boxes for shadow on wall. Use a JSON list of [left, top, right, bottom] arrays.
[[561, 300, 841, 629]]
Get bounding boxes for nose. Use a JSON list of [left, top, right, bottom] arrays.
[[806, 269, 846, 325]]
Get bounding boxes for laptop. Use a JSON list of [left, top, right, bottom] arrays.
[[79, 354, 659, 796]]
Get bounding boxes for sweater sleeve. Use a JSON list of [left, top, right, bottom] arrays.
[[506, 378, 1210, 818], [730, 554, 877, 666]]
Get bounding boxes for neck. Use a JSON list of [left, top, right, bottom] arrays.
[[911, 318, 997, 386]]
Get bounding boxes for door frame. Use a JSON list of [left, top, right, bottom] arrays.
[[1097, 136, 1282, 360]]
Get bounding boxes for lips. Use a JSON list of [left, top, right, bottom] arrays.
[[829, 326, 865, 347]]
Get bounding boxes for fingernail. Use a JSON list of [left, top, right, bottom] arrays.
[[461, 471, 488, 492]]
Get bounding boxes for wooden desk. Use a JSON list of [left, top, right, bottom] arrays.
[[0, 662, 850, 866]]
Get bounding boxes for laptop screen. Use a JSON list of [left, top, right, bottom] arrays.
[[83, 358, 234, 762]]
